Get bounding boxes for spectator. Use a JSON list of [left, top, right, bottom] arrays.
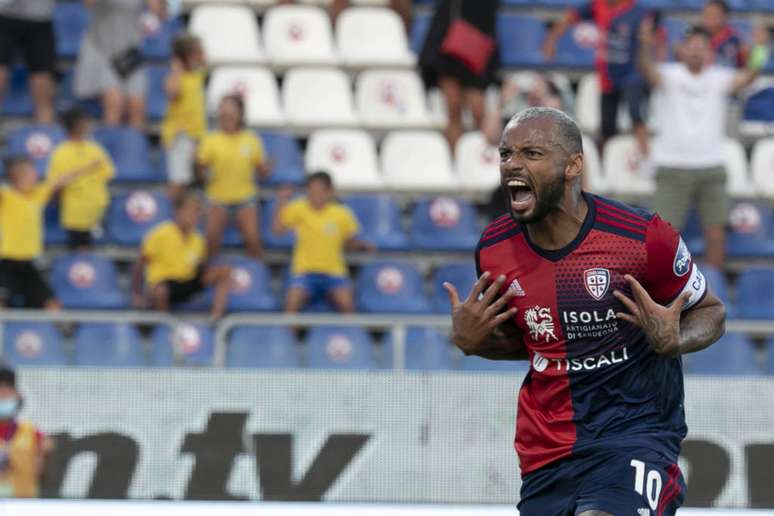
[[0, 1, 56, 123], [74, 0, 165, 129], [543, 0, 658, 155], [272, 172, 373, 313], [132, 191, 233, 320], [639, 22, 765, 268], [162, 33, 207, 201], [0, 366, 54, 498], [0, 157, 88, 309], [419, 0, 499, 149], [702, 0, 747, 68], [46, 107, 115, 250], [197, 95, 269, 259]]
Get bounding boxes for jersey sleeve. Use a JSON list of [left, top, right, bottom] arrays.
[[643, 215, 707, 310]]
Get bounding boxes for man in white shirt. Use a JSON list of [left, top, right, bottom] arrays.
[[639, 22, 763, 268]]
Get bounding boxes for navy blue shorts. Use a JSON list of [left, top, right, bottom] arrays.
[[289, 273, 350, 301], [518, 447, 685, 516]]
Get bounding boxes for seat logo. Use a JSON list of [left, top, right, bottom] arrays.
[[584, 268, 610, 301]]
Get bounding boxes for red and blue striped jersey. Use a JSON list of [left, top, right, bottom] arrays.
[[476, 193, 707, 475]]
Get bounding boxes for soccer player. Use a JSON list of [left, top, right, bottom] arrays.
[[444, 107, 726, 515]]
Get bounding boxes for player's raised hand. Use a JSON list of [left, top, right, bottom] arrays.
[[444, 272, 518, 355], [613, 274, 691, 357]]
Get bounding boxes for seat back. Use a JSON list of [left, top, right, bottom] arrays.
[[356, 69, 430, 129], [142, 13, 184, 59], [106, 191, 173, 245], [356, 261, 430, 313], [3, 323, 67, 366], [686, 332, 760, 375], [431, 262, 477, 313], [263, 5, 337, 65], [53, 2, 91, 58], [381, 130, 456, 190], [259, 131, 305, 185], [726, 202, 774, 258], [189, 5, 264, 64], [283, 68, 357, 127], [227, 326, 299, 369], [554, 22, 597, 68], [221, 256, 279, 312], [151, 323, 215, 367], [497, 15, 546, 67], [305, 129, 382, 189], [735, 268, 774, 319], [343, 194, 408, 250], [145, 65, 169, 121], [51, 253, 127, 309], [751, 137, 774, 197], [305, 326, 375, 370], [93, 127, 155, 181], [336, 7, 414, 66], [207, 67, 284, 126], [6, 125, 66, 177], [410, 197, 479, 251], [384, 327, 454, 371], [603, 135, 654, 195], [455, 131, 500, 192], [74, 324, 144, 367]]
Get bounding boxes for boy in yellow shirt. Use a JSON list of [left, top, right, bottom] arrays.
[[46, 107, 115, 249], [162, 33, 207, 201], [272, 171, 373, 313], [131, 191, 233, 319], [0, 157, 88, 309]]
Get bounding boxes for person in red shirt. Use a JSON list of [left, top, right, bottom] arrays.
[[701, 0, 747, 68]]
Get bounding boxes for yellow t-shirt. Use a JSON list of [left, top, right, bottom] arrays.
[[141, 221, 206, 286], [0, 184, 52, 260], [0, 420, 42, 498], [197, 130, 265, 205], [46, 140, 114, 231], [280, 199, 360, 276], [161, 68, 207, 147]]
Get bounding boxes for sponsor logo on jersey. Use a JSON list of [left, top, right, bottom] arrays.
[[561, 309, 619, 341], [638, 509, 651, 516], [673, 237, 691, 277], [508, 278, 526, 297], [538, 346, 630, 373], [583, 268, 611, 300], [524, 306, 557, 343], [532, 351, 549, 372]]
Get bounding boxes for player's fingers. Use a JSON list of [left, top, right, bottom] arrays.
[[613, 290, 641, 320], [483, 289, 516, 319], [443, 282, 461, 308], [489, 307, 518, 329], [672, 290, 692, 313], [481, 274, 507, 305], [625, 274, 654, 309], [465, 271, 491, 304], [616, 312, 641, 327]]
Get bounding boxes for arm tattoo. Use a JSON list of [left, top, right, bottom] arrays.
[[678, 301, 726, 355]]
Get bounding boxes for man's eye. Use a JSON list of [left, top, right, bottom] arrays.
[[499, 151, 510, 160], [525, 150, 542, 158]]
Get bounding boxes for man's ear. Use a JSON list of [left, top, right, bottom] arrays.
[[565, 153, 584, 180]]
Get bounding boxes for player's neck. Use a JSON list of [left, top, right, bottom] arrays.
[[525, 193, 588, 251]]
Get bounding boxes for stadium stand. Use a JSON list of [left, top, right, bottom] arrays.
[[384, 327, 455, 371], [207, 67, 286, 127], [259, 131, 306, 185], [263, 5, 339, 67], [409, 197, 480, 251], [2, 323, 67, 367], [1, 67, 34, 118], [356, 262, 431, 313], [336, 7, 415, 67], [74, 323, 145, 367], [496, 15, 546, 68], [305, 326, 376, 369], [5, 124, 65, 177], [461, 354, 529, 373], [151, 323, 215, 367], [381, 130, 456, 190], [142, 14, 185, 60], [189, 4, 265, 64], [684, 332, 761, 375], [355, 69, 432, 129], [455, 132, 501, 193], [219, 256, 280, 312], [431, 262, 477, 314], [227, 326, 300, 369], [106, 191, 173, 246], [145, 66, 170, 122], [282, 67, 358, 128], [344, 194, 409, 250], [51, 254, 128, 310], [726, 201, 774, 257], [735, 268, 774, 320], [305, 129, 384, 189], [53, 2, 90, 59], [92, 127, 158, 182], [553, 23, 596, 69]]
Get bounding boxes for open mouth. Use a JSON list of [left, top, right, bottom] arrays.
[[506, 178, 535, 213]]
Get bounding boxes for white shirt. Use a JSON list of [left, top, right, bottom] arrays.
[[651, 63, 735, 169]]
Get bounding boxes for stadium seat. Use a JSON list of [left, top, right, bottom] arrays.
[[381, 130, 456, 190], [305, 326, 375, 370], [221, 256, 279, 312], [356, 261, 431, 313], [282, 68, 357, 128], [582, 135, 607, 194], [431, 262, 477, 314], [576, 73, 630, 135], [151, 323, 215, 367], [305, 130, 384, 189], [189, 5, 264, 64], [260, 131, 305, 185], [93, 127, 157, 182], [44, 202, 68, 246], [53, 2, 90, 58], [742, 87, 774, 123], [455, 132, 500, 192], [343, 194, 408, 250], [261, 199, 296, 249], [146, 66, 169, 121], [51, 253, 128, 309], [336, 7, 414, 67], [3, 323, 67, 367], [410, 197, 479, 251], [263, 5, 338, 66], [725, 138, 754, 196], [736, 268, 774, 320], [602, 135, 654, 195], [685, 333, 760, 375], [106, 191, 172, 245], [142, 13, 184, 60], [497, 15, 546, 67], [1, 66, 33, 117], [355, 69, 431, 129], [409, 12, 431, 54], [74, 323, 145, 367], [663, 17, 689, 59], [681, 208, 704, 256], [383, 327, 455, 370], [227, 326, 299, 369], [5, 124, 65, 177], [751, 137, 774, 197], [726, 202, 774, 257], [701, 265, 732, 314], [207, 67, 285, 127], [553, 22, 597, 68], [461, 354, 529, 373]]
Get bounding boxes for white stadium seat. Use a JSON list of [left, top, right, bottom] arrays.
[[350, 0, 390, 4], [426, 88, 448, 129], [455, 132, 500, 192], [724, 138, 754, 197], [305, 129, 384, 190], [576, 73, 630, 135], [336, 7, 414, 67], [188, 5, 264, 64], [751, 137, 774, 197], [263, 5, 338, 67], [381, 130, 457, 190], [582, 135, 607, 194], [183, 0, 277, 6], [282, 68, 357, 128], [602, 135, 654, 196], [207, 67, 284, 127], [356, 69, 431, 129]]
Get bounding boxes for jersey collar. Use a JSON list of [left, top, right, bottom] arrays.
[[522, 191, 596, 262]]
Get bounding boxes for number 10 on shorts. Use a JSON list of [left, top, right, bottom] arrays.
[[631, 459, 663, 511]]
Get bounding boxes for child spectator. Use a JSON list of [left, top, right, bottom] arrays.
[[272, 171, 373, 313], [702, 0, 747, 68], [132, 191, 232, 320], [197, 95, 269, 259], [161, 33, 207, 201], [46, 107, 115, 250], [0, 157, 88, 309]]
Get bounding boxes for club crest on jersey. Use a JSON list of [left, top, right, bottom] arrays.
[[673, 237, 692, 277], [524, 306, 557, 343], [583, 268, 610, 301]]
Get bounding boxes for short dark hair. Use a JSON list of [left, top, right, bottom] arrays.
[[0, 366, 16, 389], [61, 106, 88, 134], [3, 155, 33, 179], [220, 94, 246, 128], [306, 171, 334, 189], [174, 189, 201, 211], [506, 107, 583, 155], [705, 0, 730, 14], [686, 25, 712, 40], [172, 33, 201, 61]]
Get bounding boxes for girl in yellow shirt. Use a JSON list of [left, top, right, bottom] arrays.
[[197, 95, 270, 259]]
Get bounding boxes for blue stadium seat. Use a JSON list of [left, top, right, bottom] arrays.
[[142, 15, 184, 60], [356, 261, 431, 313], [146, 66, 169, 121], [93, 127, 157, 182], [461, 355, 529, 373], [261, 199, 295, 249], [409, 12, 431, 54], [384, 327, 455, 371], [538, 0, 586, 6], [220, 256, 279, 312], [743, 88, 774, 123], [53, 2, 90, 58], [1, 66, 33, 117], [51, 253, 128, 309], [681, 209, 705, 257], [664, 18, 689, 59], [106, 191, 173, 245], [685, 332, 760, 375], [735, 268, 774, 319], [344, 194, 408, 251], [431, 262, 477, 313], [44, 202, 68, 246], [74, 323, 145, 367], [305, 326, 375, 370], [410, 197, 479, 251], [730, 18, 754, 42], [497, 15, 546, 67], [259, 132, 305, 185], [5, 125, 66, 177], [3, 323, 67, 366], [150, 323, 215, 367], [726, 202, 774, 258], [701, 265, 732, 315], [553, 24, 596, 68], [227, 326, 299, 369], [639, 0, 676, 8]]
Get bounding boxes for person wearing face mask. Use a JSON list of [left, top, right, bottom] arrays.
[[0, 366, 53, 498]]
